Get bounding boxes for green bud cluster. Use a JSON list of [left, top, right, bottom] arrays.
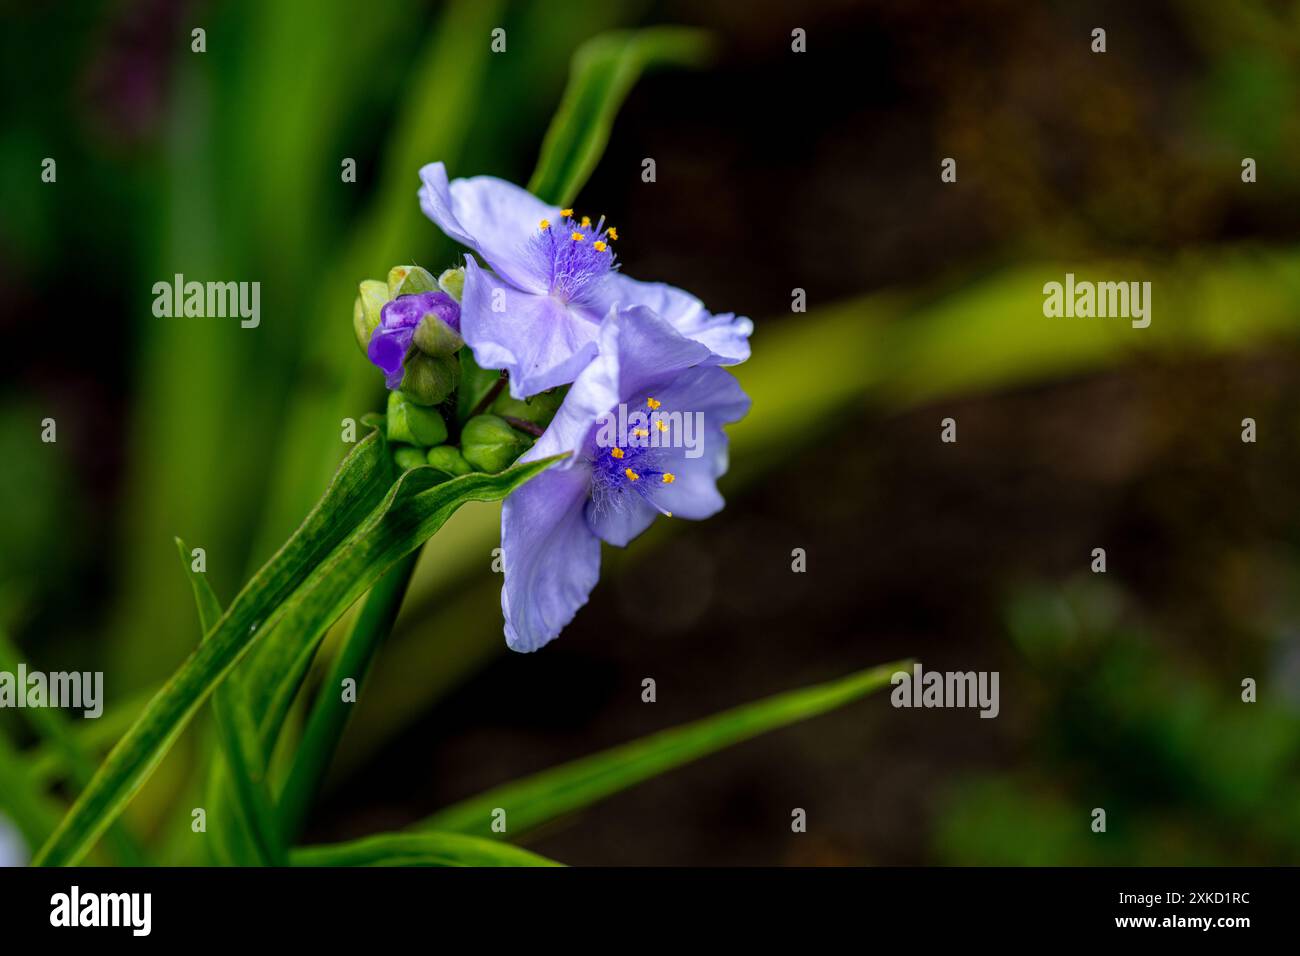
[[367, 265, 549, 478], [353, 265, 468, 409]]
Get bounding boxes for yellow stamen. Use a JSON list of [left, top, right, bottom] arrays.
[[560, 208, 573, 218], [662, 473, 676, 484], [571, 231, 585, 242], [539, 218, 550, 230], [610, 447, 624, 459], [624, 468, 639, 481], [593, 240, 607, 252], [655, 420, 668, 433], [646, 397, 661, 410], [580, 216, 591, 228], [607, 227, 618, 240], [633, 428, 649, 438]]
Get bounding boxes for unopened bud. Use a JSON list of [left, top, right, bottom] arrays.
[[399, 352, 459, 406], [490, 386, 565, 429], [437, 267, 465, 302], [387, 389, 449, 446], [460, 414, 533, 473], [353, 279, 390, 353], [425, 445, 473, 478], [393, 446, 428, 471], [413, 310, 464, 357], [387, 265, 436, 299]]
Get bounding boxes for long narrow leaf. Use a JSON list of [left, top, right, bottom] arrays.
[[175, 538, 283, 866], [32, 431, 392, 866], [417, 659, 908, 840], [35, 429, 558, 866], [527, 27, 713, 206], [276, 550, 421, 843], [292, 832, 561, 868], [245, 454, 563, 760]]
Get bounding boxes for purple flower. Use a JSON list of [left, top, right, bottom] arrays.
[[367, 290, 461, 389], [499, 305, 751, 652], [418, 162, 753, 398]]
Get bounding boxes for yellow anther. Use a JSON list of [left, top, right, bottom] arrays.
[[655, 420, 668, 433], [646, 397, 661, 410], [571, 231, 585, 242], [633, 428, 649, 438], [593, 240, 607, 252], [539, 218, 550, 230], [662, 473, 676, 484], [607, 227, 618, 240], [560, 208, 573, 218], [610, 447, 624, 459], [624, 468, 640, 481], [580, 216, 591, 228]]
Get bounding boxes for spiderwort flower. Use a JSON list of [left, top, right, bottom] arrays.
[[366, 290, 462, 389], [499, 305, 750, 652], [417, 162, 753, 399]]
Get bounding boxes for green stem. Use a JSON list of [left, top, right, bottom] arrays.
[[468, 372, 507, 419], [276, 548, 421, 843]]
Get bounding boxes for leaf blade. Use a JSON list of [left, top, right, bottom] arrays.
[[417, 658, 908, 840], [33, 434, 559, 866], [527, 27, 714, 205], [291, 831, 562, 868], [175, 537, 283, 867]]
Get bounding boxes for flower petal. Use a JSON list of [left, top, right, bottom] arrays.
[[418, 162, 555, 293], [599, 272, 753, 365], [367, 326, 413, 389], [501, 465, 601, 653], [460, 256, 601, 399], [585, 490, 658, 547]]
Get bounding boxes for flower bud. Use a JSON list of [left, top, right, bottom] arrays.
[[425, 445, 473, 478], [352, 279, 390, 353], [387, 389, 449, 446], [460, 414, 533, 473], [393, 446, 428, 471], [387, 265, 436, 299], [412, 309, 464, 357], [437, 267, 465, 302], [399, 351, 459, 406], [490, 386, 564, 429]]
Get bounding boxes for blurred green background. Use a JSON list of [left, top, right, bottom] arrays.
[[3, 0, 1300, 864]]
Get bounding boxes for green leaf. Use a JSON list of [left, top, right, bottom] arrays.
[[33, 438, 560, 867], [527, 27, 714, 205], [276, 549, 421, 844], [291, 832, 562, 868], [175, 538, 283, 867], [417, 659, 908, 840], [245, 453, 565, 764]]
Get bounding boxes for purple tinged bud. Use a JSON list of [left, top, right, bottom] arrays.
[[366, 290, 461, 389]]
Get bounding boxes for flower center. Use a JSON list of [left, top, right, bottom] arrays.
[[531, 209, 618, 305], [589, 396, 676, 519]]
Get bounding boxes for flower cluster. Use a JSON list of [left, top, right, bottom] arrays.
[[354, 163, 752, 651]]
